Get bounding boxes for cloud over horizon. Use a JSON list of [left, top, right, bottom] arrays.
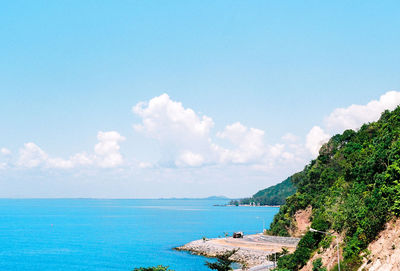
[[12, 131, 125, 170], [132, 94, 304, 169], [2, 91, 400, 177], [324, 91, 400, 133], [304, 90, 400, 158]]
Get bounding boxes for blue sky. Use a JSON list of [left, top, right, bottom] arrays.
[[0, 1, 400, 198]]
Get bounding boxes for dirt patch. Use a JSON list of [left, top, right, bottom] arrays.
[[358, 219, 400, 271], [300, 233, 343, 271], [289, 205, 312, 237]]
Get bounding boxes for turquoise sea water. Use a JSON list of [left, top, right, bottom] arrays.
[[0, 199, 279, 271]]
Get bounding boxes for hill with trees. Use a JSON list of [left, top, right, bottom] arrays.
[[267, 107, 400, 270], [230, 177, 296, 206]]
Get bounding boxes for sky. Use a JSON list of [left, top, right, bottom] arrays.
[[0, 1, 400, 198]]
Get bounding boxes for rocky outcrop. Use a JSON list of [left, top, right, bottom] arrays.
[[288, 205, 312, 237], [358, 219, 400, 271], [300, 233, 343, 271], [176, 239, 272, 267]]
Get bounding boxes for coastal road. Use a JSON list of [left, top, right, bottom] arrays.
[[177, 233, 300, 270], [213, 233, 300, 252], [248, 263, 275, 271]]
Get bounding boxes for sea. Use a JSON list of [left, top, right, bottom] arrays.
[[0, 199, 279, 271]]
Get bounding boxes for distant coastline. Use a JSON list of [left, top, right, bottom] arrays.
[[212, 204, 280, 208], [157, 196, 231, 200], [225, 204, 280, 208]]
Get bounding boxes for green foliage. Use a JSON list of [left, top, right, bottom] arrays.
[[205, 249, 238, 271], [312, 258, 326, 271], [233, 177, 296, 206], [133, 266, 172, 271], [320, 235, 333, 249], [267, 107, 400, 270]]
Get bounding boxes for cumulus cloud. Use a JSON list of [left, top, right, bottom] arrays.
[[11, 91, 398, 173], [268, 143, 285, 158], [132, 95, 308, 169], [303, 91, 400, 157], [305, 126, 331, 157], [1, 148, 11, 156], [17, 142, 81, 169], [281, 133, 299, 143], [17, 142, 49, 168], [133, 93, 214, 141], [15, 131, 125, 169], [138, 162, 153, 169], [217, 122, 266, 164], [324, 91, 400, 133], [133, 94, 214, 167], [70, 152, 94, 166], [94, 131, 126, 168], [46, 157, 74, 169], [175, 151, 204, 167]]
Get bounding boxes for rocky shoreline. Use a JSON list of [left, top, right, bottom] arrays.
[[175, 234, 300, 270]]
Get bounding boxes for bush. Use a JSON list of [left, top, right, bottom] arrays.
[[312, 258, 327, 271], [205, 249, 238, 271]]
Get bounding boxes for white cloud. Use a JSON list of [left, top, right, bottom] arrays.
[[325, 91, 400, 132], [281, 151, 295, 160], [47, 157, 74, 169], [306, 126, 331, 157], [12, 91, 399, 174], [17, 142, 49, 168], [1, 148, 11, 156], [217, 122, 265, 164], [70, 152, 94, 166], [133, 93, 214, 141], [302, 91, 400, 157], [17, 143, 78, 169], [281, 133, 299, 143], [94, 131, 126, 168], [268, 143, 285, 158], [133, 95, 308, 169], [15, 131, 125, 169], [133, 94, 214, 167], [175, 151, 204, 167], [138, 162, 153, 169]]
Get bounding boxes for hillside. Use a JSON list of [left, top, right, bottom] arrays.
[[266, 107, 400, 270], [231, 177, 296, 206]]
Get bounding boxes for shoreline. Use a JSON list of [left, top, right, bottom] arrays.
[[227, 204, 281, 208], [175, 233, 300, 270], [215, 204, 281, 208]]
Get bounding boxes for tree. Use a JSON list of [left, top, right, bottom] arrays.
[[205, 249, 238, 271], [312, 258, 327, 271]]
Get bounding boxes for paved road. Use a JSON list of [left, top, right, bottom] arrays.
[[248, 263, 275, 271]]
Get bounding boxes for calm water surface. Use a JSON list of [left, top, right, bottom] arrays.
[[0, 199, 279, 271]]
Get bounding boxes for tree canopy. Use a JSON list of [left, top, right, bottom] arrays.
[[269, 107, 400, 270], [231, 177, 296, 206]]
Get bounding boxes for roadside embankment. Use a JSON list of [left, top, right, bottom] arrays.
[[175, 234, 300, 269]]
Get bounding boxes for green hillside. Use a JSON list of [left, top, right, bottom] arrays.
[[268, 107, 400, 270], [232, 177, 296, 206]]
